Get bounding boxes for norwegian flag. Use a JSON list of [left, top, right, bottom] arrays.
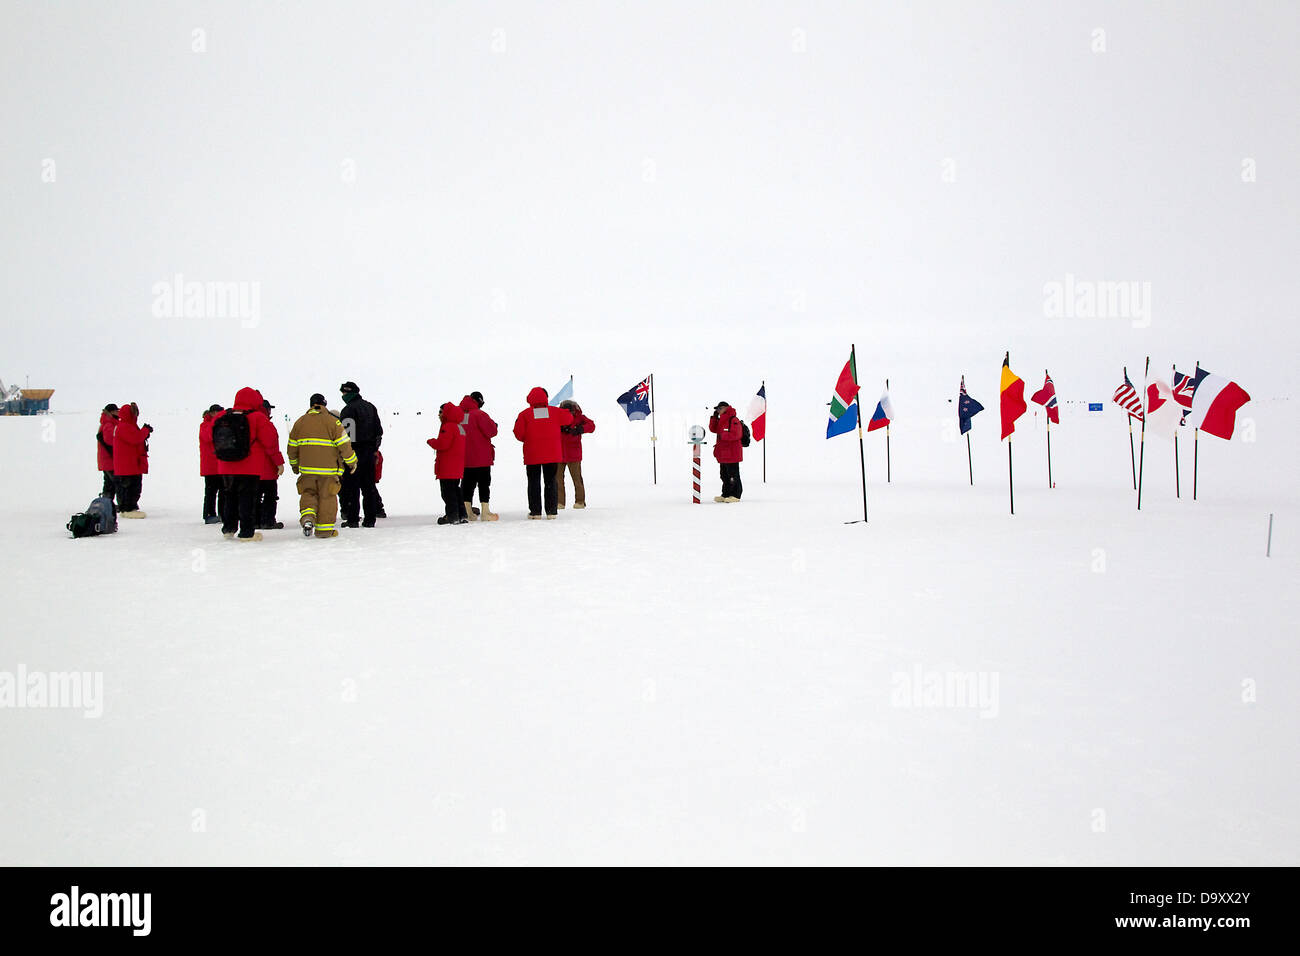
[[1030, 371, 1059, 425], [1112, 370, 1143, 420]]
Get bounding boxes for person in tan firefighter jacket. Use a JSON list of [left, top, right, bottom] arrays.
[[287, 393, 358, 538]]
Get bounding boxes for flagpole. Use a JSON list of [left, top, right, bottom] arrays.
[[1007, 439, 1014, 514], [1044, 369, 1053, 489], [1046, 419, 1052, 489], [1171, 364, 1180, 498], [1125, 366, 1137, 490], [1192, 360, 1200, 500], [854, 345, 868, 523], [1006, 352, 1015, 515], [649, 373, 657, 485], [966, 433, 973, 485], [761, 378, 767, 484], [1137, 356, 1149, 511], [884, 377, 891, 483]]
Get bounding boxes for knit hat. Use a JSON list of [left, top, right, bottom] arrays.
[[207, 403, 223, 414], [309, 393, 327, 406], [263, 399, 275, 411], [102, 403, 119, 413], [340, 381, 359, 394], [470, 391, 485, 407]]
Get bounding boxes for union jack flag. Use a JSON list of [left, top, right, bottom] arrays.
[[1172, 368, 1197, 419], [1112, 370, 1143, 420]]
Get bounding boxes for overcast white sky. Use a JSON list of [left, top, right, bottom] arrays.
[[2, 1, 1296, 421]]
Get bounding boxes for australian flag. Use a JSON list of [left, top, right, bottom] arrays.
[[617, 375, 653, 421], [958, 375, 984, 435]]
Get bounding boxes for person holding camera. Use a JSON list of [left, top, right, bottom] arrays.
[[112, 401, 153, 517], [556, 400, 594, 509], [708, 400, 744, 502]]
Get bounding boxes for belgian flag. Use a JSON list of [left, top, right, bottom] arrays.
[[999, 352, 1027, 439]]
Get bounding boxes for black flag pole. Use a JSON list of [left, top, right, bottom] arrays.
[[849, 344, 868, 524], [649, 373, 658, 485], [1006, 352, 1015, 515], [1171, 364, 1180, 498], [1125, 365, 1137, 490], [1137, 356, 1150, 510], [885, 377, 891, 483], [762, 378, 767, 483], [1045, 369, 1053, 489], [1192, 360, 1200, 500], [966, 433, 973, 485]]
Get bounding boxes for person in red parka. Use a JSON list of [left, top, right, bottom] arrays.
[[708, 400, 744, 502], [556, 400, 595, 509], [96, 403, 119, 505], [512, 386, 573, 519], [215, 387, 285, 541], [257, 398, 284, 530], [427, 401, 468, 525], [199, 403, 225, 524], [459, 391, 499, 522], [112, 402, 153, 517]]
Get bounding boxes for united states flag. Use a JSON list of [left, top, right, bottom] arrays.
[[1112, 370, 1143, 420]]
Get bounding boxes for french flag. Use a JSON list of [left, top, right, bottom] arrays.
[[1185, 367, 1250, 440], [747, 384, 766, 441]]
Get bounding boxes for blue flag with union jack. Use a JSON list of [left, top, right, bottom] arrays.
[[616, 375, 652, 421]]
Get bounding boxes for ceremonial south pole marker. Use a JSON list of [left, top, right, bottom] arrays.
[[688, 425, 706, 503]]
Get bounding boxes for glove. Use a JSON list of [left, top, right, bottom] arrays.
[[276, 464, 284, 477], [143, 424, 154, 434], [348, 463, 358, 474], [291, 465, 300, 476]]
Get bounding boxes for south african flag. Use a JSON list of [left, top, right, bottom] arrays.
[[827, 350, 861, 438]]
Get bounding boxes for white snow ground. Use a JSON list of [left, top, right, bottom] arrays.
[[1, 397, 1295, 865]]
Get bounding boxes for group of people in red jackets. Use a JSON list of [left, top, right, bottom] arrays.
[[427, 386, 595, 523], [96, 384, 599, 531], [95, 402, 153, 517]]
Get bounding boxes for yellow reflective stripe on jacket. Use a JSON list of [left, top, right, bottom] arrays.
[[299, 465, 343, 475], [342, 452, 358, 464], [293, 438, 337, 446]]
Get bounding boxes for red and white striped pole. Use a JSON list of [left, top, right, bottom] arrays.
[[689, 425, 705, 503]]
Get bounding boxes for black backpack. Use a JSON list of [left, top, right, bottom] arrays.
[[740, 421, 751, 447], [68, 496, 117, 538], [67, 513, 100, 537], [212, 411, 251, 461]]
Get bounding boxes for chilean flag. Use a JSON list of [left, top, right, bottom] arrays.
[[867, 387, 893, 432], [1185, 367, 1250, 440], [1030, 371, 1059, 425], [747, 385, 766, 441]]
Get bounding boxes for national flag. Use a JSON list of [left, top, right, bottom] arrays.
[[1030, 371, 1059, 425], [999, 353, 1027, 439], [867, 387, 893, 432], [1184, 367, 1250, 440], [616, 375, 652, 421], [1171, 368, 1196, 419], [550, 377, 574, 407], [958, 376, 984, 435], [1143, 378, 1183, 440], [745, 384, 766, 442], [1112, 370, 1143, 420], [826, 351, 860, 439]]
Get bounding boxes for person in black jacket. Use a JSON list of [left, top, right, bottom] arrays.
[[338, 381, 384, 527]]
